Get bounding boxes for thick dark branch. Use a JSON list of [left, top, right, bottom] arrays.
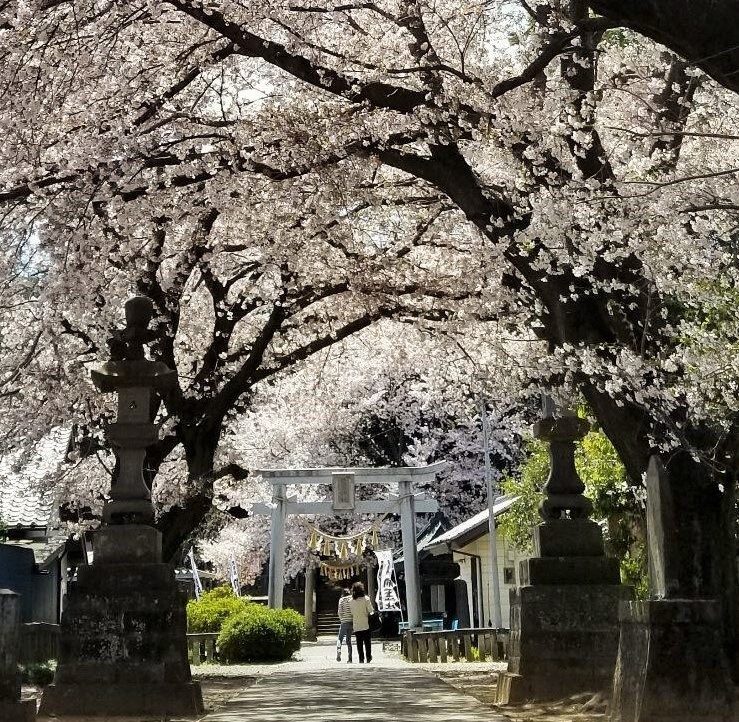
[[588, 0, 739, 96], [165, 0, 428, 113], [145, 208, 220, 412], [255, 307, 391, 381], [490, 17, 615, 100], [560, 1, 614, 184], [134, 41, 235, 128], [60, 317, 99, 355], [648, 56, 700, 173], [378, 143, 528, 237], [205, 300, 288, 423]]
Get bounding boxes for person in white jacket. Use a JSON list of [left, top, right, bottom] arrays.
[[349, 581, 375, 663], [336, 587, 353, 662]]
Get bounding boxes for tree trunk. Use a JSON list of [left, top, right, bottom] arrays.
[[583, 384, 737, 667], [158, 428, 221, 563]]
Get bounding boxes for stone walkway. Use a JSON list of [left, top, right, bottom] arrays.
[[35, 639, 510, 721], [199, 667, 508, 722], [193, 639, 509, 722]]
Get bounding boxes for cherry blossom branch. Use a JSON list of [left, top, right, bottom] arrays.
[[489, 17, 615, 100], [588, 0, 739, 95], [164, 0, 428, 114]]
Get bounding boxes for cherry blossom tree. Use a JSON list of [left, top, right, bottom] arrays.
[[587, 0, 739, 96], [201, 324, 525, 582], [1, 1, 739, 654]]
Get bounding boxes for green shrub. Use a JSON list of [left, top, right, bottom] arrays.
[[217, 606, 304, 663], [20, 660, 56, 686], [186, 586, 251, 633]]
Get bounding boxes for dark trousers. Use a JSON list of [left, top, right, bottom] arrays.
[[355, 629, 372, 662]]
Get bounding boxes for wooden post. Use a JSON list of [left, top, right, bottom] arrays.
[[399, 479, 422, 629], [490, 632, 499, 661], [268, 484, 287, 609], [439, 635, 448, 663], [367, 559, 377, 608], [404, 631, 417, 662], [428, 634, 438, 663], [451, 634, 460, 662], [304, 562, 317, 640], [464, 633, 474, 662], [417, 635, 428, 663]]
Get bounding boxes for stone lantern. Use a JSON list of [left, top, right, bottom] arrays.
[[40, 297, 203, 718], [497, 397, 633, 704]]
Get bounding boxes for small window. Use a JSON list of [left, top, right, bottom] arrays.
[[504, 567, 516, 585]]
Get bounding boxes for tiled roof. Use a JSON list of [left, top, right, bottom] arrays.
[[0, 428, 70, 529], [1, 534, 68, 568], [425, 494, 519, 547]]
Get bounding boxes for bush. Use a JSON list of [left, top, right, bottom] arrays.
[[21, 661, 56, 686], [217, 606, 304, 663], [186, 586, 251, 633]]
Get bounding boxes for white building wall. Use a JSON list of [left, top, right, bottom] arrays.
[[453, 528, 525, 629]]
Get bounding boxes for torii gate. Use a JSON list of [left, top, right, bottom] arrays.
[[252, 462, 444, 630]]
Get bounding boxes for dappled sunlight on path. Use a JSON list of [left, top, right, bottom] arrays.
[[201, 667, 509, 722]]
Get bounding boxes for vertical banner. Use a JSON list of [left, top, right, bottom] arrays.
[[188, 548, 203, 600], [375, 549, 401, 612], [229, 557, 241, 597]]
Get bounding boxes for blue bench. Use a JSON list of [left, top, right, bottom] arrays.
[[398, 617, 445, 632]]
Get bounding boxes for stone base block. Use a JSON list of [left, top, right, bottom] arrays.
[[0, 699, 36, 722], [609, 599, 734, 722], [534, 519, 605, 557], [496, 672, 524, 705], [497, 670, 577, 705], [499, 583, 632, 704], [39, 682, 203, 717], [94, 524, 162, 564], [519, 555, 621, 585], [40, 561, 203, 718]]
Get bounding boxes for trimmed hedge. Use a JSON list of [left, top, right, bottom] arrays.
[[186, 586, 251, 633], [20, 661, 56, 686], [217, 606, 304, 663]]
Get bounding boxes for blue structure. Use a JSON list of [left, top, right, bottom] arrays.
[[0, 429, 71, 623]]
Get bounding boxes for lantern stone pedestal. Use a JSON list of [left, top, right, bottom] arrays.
[[498, 521, 632, 703], [610, 600, 733, 722], [497, 409, 632, 704], [39, 527, 202, 717], [39, 297, 203, 718], [608, 457, 735, 722]]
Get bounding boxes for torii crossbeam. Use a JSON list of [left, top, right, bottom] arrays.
[[252, 462, 444, 629]]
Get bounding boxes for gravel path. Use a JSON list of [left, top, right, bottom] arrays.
[[193, 636, 507, 677]]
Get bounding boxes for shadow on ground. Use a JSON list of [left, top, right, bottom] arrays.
[[203, 667, 505, 722]]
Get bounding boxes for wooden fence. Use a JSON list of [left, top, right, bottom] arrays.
[[403, 627, 509, 663], [20, 622, 60, 664], [187, 632, 220, 665], [16, 626, 225, 667]]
